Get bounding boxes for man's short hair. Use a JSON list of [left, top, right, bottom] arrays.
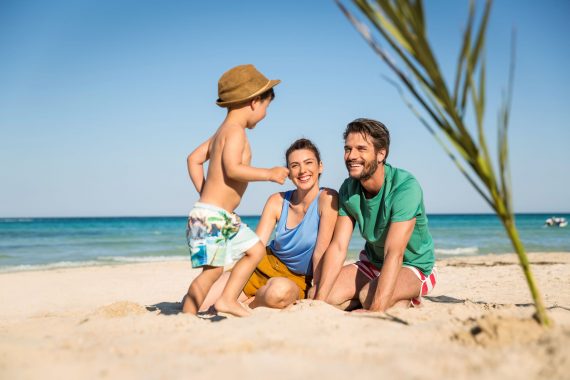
[[343, 118, 390, 164]]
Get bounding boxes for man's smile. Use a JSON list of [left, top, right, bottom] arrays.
[[346, 161, 364, 168]]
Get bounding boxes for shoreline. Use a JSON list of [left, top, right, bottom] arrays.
[[1, 250, 569, 274], [1, 252, 569, 379]]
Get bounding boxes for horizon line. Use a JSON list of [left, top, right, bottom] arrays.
[[2, 212, 569, 219]]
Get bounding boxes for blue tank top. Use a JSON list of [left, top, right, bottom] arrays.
[[268, 189, 322, 275]]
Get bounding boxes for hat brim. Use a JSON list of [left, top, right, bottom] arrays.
[[216, 79, 281, 107]]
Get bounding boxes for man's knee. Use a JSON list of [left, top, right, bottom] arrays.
[[264, 278, 298, 309], [325, 289, 344, 307], [324, 264, 368, 307]]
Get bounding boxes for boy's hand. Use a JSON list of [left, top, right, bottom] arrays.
[[269, 167, 289, 184]]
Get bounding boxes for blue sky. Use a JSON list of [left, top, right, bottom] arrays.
[[1, 0, 569, 217]]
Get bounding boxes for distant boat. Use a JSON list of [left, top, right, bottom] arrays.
[[545, 216, 568, 228]]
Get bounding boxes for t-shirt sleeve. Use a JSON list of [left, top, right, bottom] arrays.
[[390, 177, 422, 222], [338, 181, 350, 217]]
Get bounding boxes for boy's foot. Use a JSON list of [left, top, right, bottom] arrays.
[[214, 298, 251, 317]]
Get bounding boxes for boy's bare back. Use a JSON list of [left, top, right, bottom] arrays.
[[186, 64, 287, 214], [199, 122, 252, 212]]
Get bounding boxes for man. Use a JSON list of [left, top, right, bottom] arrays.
[[313, 118, 437, 312]]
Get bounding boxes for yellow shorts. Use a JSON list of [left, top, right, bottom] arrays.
[[243, 247, 311, 300]]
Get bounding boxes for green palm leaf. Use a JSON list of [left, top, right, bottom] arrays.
[[336, 0, 550, 326]]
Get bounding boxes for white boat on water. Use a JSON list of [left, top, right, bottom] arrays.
[[545, 216, 568, 228]]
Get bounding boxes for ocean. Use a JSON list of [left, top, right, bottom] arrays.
[[0, 214, 568, 272]]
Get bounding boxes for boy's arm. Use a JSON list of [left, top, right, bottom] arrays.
[[312, 215, 354, 301], [187, 137, 211, 194], [222, 128, 288, 184], [368, 219, 415, 312]]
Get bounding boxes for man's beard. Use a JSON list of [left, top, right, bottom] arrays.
[[346, 158, 378, 181]]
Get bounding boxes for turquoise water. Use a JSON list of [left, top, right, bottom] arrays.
[[0, 214, 568, 272]]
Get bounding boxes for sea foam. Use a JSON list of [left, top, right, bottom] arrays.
[[0, 255, 187, 273], [435, 247, 479, 255]]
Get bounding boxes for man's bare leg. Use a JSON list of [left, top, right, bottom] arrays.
[[325, 263, 370, 311], [214, 241, 265, 317], [182, 266, 224, 314], [249, 277, 299, 309], [359, 267, 421, 310]]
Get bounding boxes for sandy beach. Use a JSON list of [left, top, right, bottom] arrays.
[[1, 252, 569, 380]]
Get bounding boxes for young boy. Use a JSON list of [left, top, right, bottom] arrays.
[[182, 64, 289, 317]]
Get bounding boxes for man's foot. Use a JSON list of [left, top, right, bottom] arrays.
[[214, 297, 251, 317]]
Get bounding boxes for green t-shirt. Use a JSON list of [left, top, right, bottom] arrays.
[[339, 163, 435, 275]]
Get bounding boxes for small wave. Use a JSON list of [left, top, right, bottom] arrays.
[[435, 247, 479, 255], [0, 255, 187, 273], [0, 218, 34, 223], [96, 255, 186, 263], [0, 260, 103, 273]]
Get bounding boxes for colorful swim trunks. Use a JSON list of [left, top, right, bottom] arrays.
[[353, 251, 437, 307], [243, 247, 311, 300], [186, 202, 259, 268]]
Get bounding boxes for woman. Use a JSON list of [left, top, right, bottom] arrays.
[[200, 138, 338, 311]]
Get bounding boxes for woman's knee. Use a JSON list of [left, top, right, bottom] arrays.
[[263, 278, 298, 308]]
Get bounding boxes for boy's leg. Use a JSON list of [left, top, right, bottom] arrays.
[[182, 266, 224, 314], [198, 271, 248, 312], [214, 241, 266, 317]]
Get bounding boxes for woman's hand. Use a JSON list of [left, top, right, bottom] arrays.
[[306, 286, 316, 299]]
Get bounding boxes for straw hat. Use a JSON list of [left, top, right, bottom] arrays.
[[216, 64, 281, 107]]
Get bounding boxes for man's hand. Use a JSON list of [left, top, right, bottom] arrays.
[[269, 167, 289, 184]]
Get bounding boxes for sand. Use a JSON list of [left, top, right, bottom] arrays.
[[1, 253, 569, 380]]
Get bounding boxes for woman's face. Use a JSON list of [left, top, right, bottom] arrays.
[[287, 149, 323, 191]]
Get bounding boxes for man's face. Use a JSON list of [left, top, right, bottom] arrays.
[[344, 132, 384, 181]]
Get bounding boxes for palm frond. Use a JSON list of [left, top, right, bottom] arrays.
[[336, 0, 550, 326]]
